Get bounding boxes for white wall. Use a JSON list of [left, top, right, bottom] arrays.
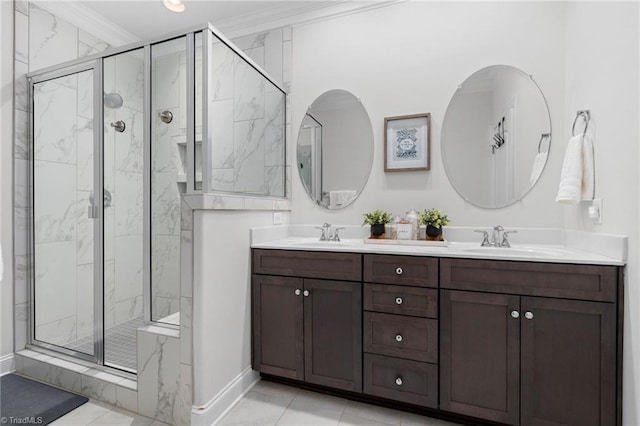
[[192, 210, 273, 407], [563, 3, 639, 425], [1, 0, 15, 360], [290, 1, 567, 228], [290, 1, 638, 423]]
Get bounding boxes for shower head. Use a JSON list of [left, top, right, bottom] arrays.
[[104, 92, 123, 109]]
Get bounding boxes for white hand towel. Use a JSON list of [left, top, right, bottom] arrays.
[[581, 133, 595, 200], [529, 151, 548, 185], [556, 133, 595, 204]]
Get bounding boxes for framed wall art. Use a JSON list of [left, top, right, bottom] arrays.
[[384, 113, 431, 172]]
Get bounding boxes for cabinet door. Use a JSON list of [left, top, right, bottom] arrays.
[[440, 290, 520, 425], [520, 297, 616, 426], [304, 279, 362, 392], [252, 275, 304, 380]]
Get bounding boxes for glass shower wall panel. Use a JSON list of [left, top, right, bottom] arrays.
[[150, 37, 185, 324], [103, 48, 145, 372], [32, 70, 95, 356], [208, 32, 286, 197]]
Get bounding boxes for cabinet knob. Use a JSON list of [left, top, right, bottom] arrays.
[[395, 377, 403, 386], [395, 267, 403, 275], [294, 289, 301, 296], [395, 297, 403, 305], [524, 311, 534, 320], [303, 290, 310, 297], [395, 334, 403, 342], [510, 310, 520, 319]]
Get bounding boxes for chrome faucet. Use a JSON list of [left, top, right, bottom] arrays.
[[492, 225, 504, 247], [474, 225, 518, 247], [315, 223, 332, 241]]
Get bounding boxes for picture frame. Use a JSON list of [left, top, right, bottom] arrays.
[[384, 113, 431, 172]]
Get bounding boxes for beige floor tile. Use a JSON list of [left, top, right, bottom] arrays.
[[401, 412, 459, 426], [49, 401, 112, 425], [217, 387, 294, 425], [87, 407, 155, 425], [339, 411, 397, 426], [343, 400, 403, 426]]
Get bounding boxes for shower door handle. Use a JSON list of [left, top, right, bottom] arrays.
[[87, 205, 99, 219]]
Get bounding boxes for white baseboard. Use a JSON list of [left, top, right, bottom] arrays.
[[191, 367, 259, 426], [0, 354, 15, 376]]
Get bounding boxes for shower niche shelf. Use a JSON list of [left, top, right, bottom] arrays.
[[172, 130, 203, 189]]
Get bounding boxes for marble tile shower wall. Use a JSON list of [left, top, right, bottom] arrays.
[[210, 30, 289, 197], [13, 2, 112, 351]]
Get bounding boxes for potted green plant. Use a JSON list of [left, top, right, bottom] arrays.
[[363, 209, 393, 238], [419, 208, 450, 240]]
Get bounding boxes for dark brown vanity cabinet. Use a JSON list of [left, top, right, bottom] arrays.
[[440, 259, 620, 426], [363, 254, 440, 408], [252, 249, 623, 426], [252, 249, 363, 392]]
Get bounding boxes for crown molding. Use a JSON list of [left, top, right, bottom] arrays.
[[31, 0, 139, 47], [216, 0, 407, 39]]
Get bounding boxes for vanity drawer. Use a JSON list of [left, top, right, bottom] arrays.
[[364, 312, 437, 363], [252, 249, 362, 281], [440, 258, 618, 302], [364, 284, 438, 318], [364, 255, 438, 287], [363, 353, 438, 408]]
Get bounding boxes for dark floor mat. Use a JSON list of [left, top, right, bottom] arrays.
[[0, 373, 88, 425]]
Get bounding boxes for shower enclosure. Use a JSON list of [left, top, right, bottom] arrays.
[[27, 25, 286, 373]]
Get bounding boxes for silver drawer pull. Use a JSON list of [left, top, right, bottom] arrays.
[[395, 334, 403, 342], [395, 297, 403, 305], [303, 290, 310, 297], [510, 310, 519, 319], [295, 289, 301, 296], [395, 267, 403, 275], [524, 311, 534, 320], [395, 377, 403, 386]]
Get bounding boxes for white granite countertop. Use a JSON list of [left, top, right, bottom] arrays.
[[251, 236, 625, 266]]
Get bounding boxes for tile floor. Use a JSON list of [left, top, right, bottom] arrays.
[[217, 380, 458, 426], [50, 399, 170, 426], [53, 379, 458, 425]]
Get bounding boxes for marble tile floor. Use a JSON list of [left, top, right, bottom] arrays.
[[49, 399, 170, 426], [48, 379, 457, 425], [217, 380, 459, 426]]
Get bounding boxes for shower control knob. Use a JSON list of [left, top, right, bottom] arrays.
[[395, 297, 403, 305]]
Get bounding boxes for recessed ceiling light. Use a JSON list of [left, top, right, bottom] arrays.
[[164, 0, 185, 13]]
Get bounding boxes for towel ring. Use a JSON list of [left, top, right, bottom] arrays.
[[572, 110, 590, 136]]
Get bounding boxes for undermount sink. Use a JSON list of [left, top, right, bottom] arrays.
[[457, 245, 571, 258]]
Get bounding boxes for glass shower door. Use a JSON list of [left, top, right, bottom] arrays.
[[32, 66, 99, 360], [103, 48, 145, 372]]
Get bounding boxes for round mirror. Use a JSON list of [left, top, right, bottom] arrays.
[[441, 65, 551, 208], [297, 90, 374, 209]]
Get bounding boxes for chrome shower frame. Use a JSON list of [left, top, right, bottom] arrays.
[[25, 23, 287, 372]]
